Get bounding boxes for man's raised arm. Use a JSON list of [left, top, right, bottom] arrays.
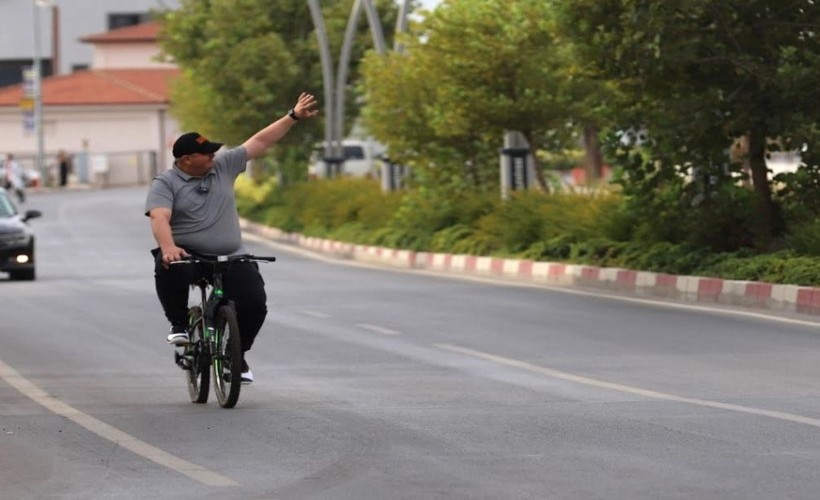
[[242, 92, 319, 160]]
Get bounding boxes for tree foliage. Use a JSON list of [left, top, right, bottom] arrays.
[[555, 0, 820, 249], [361, 0, 600, 191], [158, 0, 397, 179], [159, 0, 820, 260]]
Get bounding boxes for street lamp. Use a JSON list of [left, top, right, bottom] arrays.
[[33, 0, 53, 178]]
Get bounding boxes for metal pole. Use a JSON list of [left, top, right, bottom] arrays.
[[307, 0, 339, 176], [51, 4, 60, 76], [33, 0, 45, 176], [395, 0, 411, 53], [335, 0, 388, 178], [157, 108, 166, 175], [361, 0, 387, 54], [309, 0, 392, 179], [335, 0, 363, 170]]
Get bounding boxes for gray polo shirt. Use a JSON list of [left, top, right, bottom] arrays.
[[145, 146, 248, 255]]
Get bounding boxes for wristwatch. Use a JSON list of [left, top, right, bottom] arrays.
[[287, 108, 300, 121]]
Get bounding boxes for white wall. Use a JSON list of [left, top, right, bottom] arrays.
[[93, 44, 175, 70], [0, 105, 179, 184]]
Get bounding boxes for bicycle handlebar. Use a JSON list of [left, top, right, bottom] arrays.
[[170, 253, 276, 265]]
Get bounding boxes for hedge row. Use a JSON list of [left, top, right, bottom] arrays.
[[234, 176, 820, 286]]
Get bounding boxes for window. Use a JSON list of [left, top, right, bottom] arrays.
[[108, 13, 149, 30], [0, 59, 52, 87], [343, 146, 365, 160]]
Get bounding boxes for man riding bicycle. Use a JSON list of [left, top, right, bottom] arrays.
[[145, 92, 318, 384]]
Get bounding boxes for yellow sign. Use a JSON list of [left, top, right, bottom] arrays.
[[18, 98, 34, 111]]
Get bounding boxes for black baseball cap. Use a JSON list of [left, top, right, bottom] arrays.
[[172, 132, 223, 158]]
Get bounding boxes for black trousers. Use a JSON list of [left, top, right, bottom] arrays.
[[59, 164, 69, 186], [152, 250, 268, 352], [4, 181, 24, 203]]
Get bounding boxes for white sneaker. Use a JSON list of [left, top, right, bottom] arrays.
[[240, 360, 253, 384], [166, 329, 190, 345]]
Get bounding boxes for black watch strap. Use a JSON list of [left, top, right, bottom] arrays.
[[288, 108, 300, 121]]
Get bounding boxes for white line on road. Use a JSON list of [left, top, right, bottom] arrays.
[[301, 310, 332, 318], [436, 343, 820, 429], [356, 323, 401, 335], [0, 358, 237, 487]]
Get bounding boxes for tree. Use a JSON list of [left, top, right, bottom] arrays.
[[556, 0, 820, 250], [361, 0, 590, 191], [158, 0, 397, 180]]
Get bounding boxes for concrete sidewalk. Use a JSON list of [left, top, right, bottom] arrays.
[[241, 219, 820, 318]]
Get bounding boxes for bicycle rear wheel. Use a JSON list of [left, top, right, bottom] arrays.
[[186, 306, 210, 404], [212, 304, 243, 408]]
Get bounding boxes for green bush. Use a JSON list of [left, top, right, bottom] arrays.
[[693, 251, 820, 286], [781, 257, 820, 286], [520, 234, 576, 260], [234, 176, 820, 286], [235, 174, 278, 221], [476, 192, 545, 252], [429, 224, 474, 253], [475, 190, 621, 254], [785, 218, 820, 256]]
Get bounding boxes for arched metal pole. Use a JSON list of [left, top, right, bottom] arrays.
[[335, 0, 363, 154], [307, 0, 341, 176], [361, 0, 387, 54], [394, 0, 411, 53], [335, 0, 388, 155], [310, 0, 409, 178]]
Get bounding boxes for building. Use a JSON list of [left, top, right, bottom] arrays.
[[0, 0, 179, 87], [0, 20, 180, 186]]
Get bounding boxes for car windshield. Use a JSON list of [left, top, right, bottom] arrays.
[[343, 146, 365, 160], [0, 190, 16, 217]]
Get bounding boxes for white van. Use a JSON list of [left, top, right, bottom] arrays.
[[309, 138, 386, 178]]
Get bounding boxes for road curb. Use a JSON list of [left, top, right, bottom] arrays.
[[240, 219, 820, 317]]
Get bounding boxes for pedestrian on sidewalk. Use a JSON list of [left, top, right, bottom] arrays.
[[3, 153, 26, 203], [58, 150, 73, 187]]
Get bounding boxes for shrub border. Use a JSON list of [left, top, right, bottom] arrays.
[[241, 219, 820, 317]]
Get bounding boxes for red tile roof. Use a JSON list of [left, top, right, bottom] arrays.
[[81, 20, 162, 44], [0, 69, 180, 107]]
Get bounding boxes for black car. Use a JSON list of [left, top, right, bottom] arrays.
[[0, 188, 41, 280]]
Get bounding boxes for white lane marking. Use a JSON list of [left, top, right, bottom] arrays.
[[356, 323, 401, 336], [436, 343, 820, 429], [0, 358, 237, 486], [301, 310, 331, 318], [242, 233, 820, 329]]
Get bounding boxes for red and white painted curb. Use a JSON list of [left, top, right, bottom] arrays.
[[241, 220, 820, 316]]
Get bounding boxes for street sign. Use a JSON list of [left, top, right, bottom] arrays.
[[22, 67, 35, 97], [23, 114, 35, 133], [18, 98, 34, 111], [21, 67, 35, 133]]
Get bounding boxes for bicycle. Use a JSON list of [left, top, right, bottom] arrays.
[[171, 253, 276, 408]]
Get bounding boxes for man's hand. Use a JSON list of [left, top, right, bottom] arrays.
[[160, 245, 189, 268], [242, 92, 320, 160], [292, 92, 319, 120]]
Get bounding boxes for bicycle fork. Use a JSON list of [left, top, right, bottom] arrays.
[[174, 284, 212, 371]]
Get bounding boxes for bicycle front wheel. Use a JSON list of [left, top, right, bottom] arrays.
[[186, 306, 210, 404], [212, 304, 243, 408]]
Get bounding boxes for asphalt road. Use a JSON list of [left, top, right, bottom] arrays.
[[2, 187, 820, 500]]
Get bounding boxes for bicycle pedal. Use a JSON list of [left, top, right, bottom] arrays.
[[174, 349, 191, 370]]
